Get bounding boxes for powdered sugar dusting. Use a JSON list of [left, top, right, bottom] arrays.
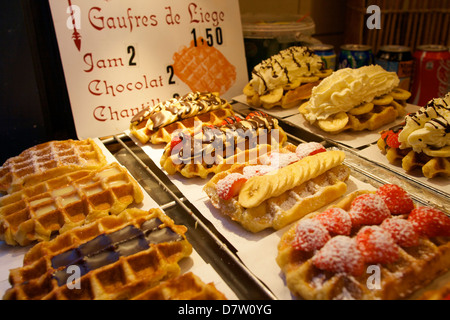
[[296, 142, 326, 159], [292, 219, 331, 252]]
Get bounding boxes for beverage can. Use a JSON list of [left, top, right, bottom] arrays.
[[410, 44, 450, 106], [338, 44, 373, 69], [311, 44, 336, 71], [375, 45, 413, 91]]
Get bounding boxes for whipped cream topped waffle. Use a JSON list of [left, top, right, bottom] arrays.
[[0, 162, 144, 246], [277, 184, 450, 300], [299, 65, 411, 134], [243, 47, 332, 109], [130, 91, 235, 144], [203, 143, 350, 233], [160, 111, 288, 179], [3, 208, 194, 300], [0, 139, 107, 194], [378, 93, 450, 178]]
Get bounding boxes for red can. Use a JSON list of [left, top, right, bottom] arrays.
[[410, 45, 450, 106]]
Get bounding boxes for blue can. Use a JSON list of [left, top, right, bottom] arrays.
[[339, 44, 374, 69], [311, 44, 336, 71]]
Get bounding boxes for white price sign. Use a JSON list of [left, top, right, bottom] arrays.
[[49, 0, 248, 139]]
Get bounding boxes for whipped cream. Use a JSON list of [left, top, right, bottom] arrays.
[[398, 93, 450, 154], [250, 46, 324, 95], [304, 65, 399, 122]]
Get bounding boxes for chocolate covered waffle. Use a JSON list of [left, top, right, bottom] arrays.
[[0, 139, 107, 194], [377, 93, 450, 178], [244, 46, 332, 109], [129, 91, 235, 145], [299, 65, 411, 134], [173, 38, 236, 95], [277, 184, 450, 300], [160, 111, 287, 179], [203, 143, 350, 233], [0, 162, 144, 246], [3, 208, 194, 300]]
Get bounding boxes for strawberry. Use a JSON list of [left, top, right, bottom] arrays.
[[314, 207, 352, 236], [295, 142, 326, 160], [376, 184, 415, 215], [381, 217, 419, 247], [246, 111, 268, 119], [348, 193, 391, 227], [291, 219, 331, 252], [385, 130, 401, 149], [170, 136, 183, 151], [221, 116, 241, 126], [356, 226, 399, 264], [408, 206, 450, 237], [216, 173, 248, 201], [242, 165, 275, 179], [268, 152, 300, 168], [312, 236, 365, 276]]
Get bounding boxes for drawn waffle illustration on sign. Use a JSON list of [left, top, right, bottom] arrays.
[[172, 37, 237, 95]]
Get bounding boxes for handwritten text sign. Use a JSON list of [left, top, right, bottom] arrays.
[[49, 0, 248, 139]]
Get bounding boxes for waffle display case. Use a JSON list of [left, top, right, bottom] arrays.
[[1, 0, 449, 301]]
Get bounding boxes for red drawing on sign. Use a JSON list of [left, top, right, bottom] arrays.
[[68, 0, 81, 51]]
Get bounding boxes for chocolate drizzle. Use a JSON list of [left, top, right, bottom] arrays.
[[130, 92, 227, 130], [406, 98, 450, 134]]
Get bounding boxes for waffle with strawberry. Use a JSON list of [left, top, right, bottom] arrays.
[[203, 143, 350, 232], [377, 93, 450, 178], [277, 184, 450, 300], [160, 111, 287, 179]]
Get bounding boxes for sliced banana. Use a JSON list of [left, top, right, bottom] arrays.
[[372, 94, 394, 106], [317, 112, 349, 133], [297, 76, 320, 83], [390, 88, 411, 101], [349, 102, 374, 115], [243, 82, 256, 97], [298, 102, 310, 115], [283, 79, 302, 90], [260, 87, 284, 105], [315, 69, 333, 78]]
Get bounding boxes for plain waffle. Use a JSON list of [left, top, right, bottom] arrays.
[[172, 38, 236, 95], [0, 139, 107, 194], [0, 162, 144, 246], [203, 144, 350, 233], [132, 272, 227, 300], [3, 208, 193, 300], [276, 189, 450, 300], [160, 112, 288, 179]]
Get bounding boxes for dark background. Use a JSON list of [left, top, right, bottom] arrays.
[[0, 0, 76, 164]]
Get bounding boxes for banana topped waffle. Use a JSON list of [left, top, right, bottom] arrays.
[[299, 65, 411, 134], [173, 38, 236, 95], [277, 184, 450, 300], [160, 111, 288, 179], [3, 208, 194, 300], [203, 143, 350, 233], [0, 162, 144, 246], [0, 139, 107, 194], [129, 91, 235, 145], [377, 93, 450, 178], [243, 46, 332, 109]]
